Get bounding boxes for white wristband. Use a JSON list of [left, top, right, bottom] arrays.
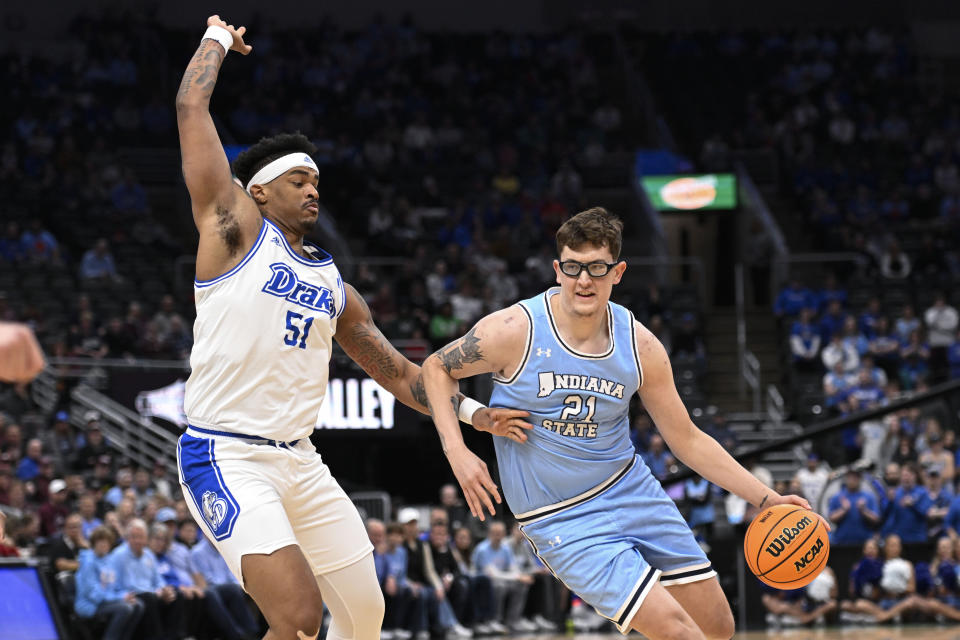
[[458, 397, 485, 425], [202, 25, 233, 54]]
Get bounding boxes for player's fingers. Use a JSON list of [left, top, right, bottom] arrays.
[[237, 26, 246, 36], [510, 418, 534, 430], [480, 473, 501, 508], [498, 409, 530, 419], [462, 487, 479, 518], [240, 45, 253, 55]]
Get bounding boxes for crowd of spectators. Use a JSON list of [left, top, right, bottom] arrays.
[[0, 8, 637, 365], [644, 28, 960, 275]]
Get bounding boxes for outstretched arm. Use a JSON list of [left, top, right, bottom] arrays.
[[422, 306, 532, 519], [335, 283, 435, 415], [175, 16, 256, 230], [635, 321, 820, 518]]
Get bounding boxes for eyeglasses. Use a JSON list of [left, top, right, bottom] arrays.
[[431, 520, 448, 527], [558, 260, 620, 278]]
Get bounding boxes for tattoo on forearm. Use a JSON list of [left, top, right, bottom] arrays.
[[450, 395, 462, 415], [346, 322, 402, 381], [438, 326, 484, 373], [438, 430, 448, 453], [410, 374, 430, 412], [176, 40, 224, 105], [759, 495, 769, 509]]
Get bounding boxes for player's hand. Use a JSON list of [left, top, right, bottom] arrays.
[[0, 322, 45, 383], [445, 445, 501, 521], [473, 408, 533, 444], [765, 493, 832, 532], [206, 15, 253, 55]]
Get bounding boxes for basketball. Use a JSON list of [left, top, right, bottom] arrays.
[[744, 504, 830, 589]]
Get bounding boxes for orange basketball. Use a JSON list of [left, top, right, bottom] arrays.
[[744, 504, 830, 589]]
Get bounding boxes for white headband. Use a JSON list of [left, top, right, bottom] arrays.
[[245, 153, 319, 194]]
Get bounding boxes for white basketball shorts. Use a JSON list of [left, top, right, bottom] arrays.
[[176, 426, 372, 588]]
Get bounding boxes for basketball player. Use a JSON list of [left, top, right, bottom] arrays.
[[175, 16, 527, 640], [422, 208, 815, 640]]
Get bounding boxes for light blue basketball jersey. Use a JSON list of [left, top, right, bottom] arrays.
[[489, 288, 642, 515]]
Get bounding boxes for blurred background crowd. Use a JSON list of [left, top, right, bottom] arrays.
[[3, 2, 960, 636]]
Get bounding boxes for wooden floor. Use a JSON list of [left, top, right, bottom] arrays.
[[525, 628, 960, 640]]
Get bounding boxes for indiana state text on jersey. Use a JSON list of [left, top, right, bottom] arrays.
[[536, 371, 627, 439], [261, 262, 337, 316]]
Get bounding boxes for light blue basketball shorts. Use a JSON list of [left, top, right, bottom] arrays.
[[516, 456, 716, 633]]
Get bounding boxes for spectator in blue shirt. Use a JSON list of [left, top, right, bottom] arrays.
[[641, 434, 675, 480], [828, 470, 880, 545], [379, 521, 422, 637], [75, 526, 144, 640], [846, 369, 886, 409], [774, 280, 816, 318], [15, 438, 43, 481], [471, 521, 529, 633], [867, 317, 901, 378], [790, 308, 821, 371], [19, 219, 61, 264], [900, 329, 931, 390], [816, 274, 848, 313], [823, 362, 853, 410], [947, 329, 960, 379], [153, 525, 255, 640], [859, 298, 883, 339], [841, 316, 870, 357], [80, 238, 119, 282], [104, 468, 134, 508], [818, 300, 849, 344], [110, 518, 184, 640], [882, 465, 933, 543]]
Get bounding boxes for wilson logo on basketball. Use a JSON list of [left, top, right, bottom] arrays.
[[764, 515, 813, 558], [660, 177, 718, 210], [793, 537, 825, 572]]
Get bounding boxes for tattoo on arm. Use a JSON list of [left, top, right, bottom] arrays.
[[758, 495, 769, 509], [410, 374, 430, 412], [176, 41, 225, 105], [438, 326, 484, 373], [345, 321, 402, 381], [450, 395, 462, 415]]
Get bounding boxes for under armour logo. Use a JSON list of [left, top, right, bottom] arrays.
[[547, 535, 562, 547], [536, 348, 551, 357], [271, 236, 281, 246]]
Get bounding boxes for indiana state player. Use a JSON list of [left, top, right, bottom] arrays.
[[175, 16, 527, 640], [422, 208, 816, 640]]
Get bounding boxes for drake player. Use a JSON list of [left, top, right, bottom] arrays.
[[175, 16, 527, 640], [422, 208, 814, 640]]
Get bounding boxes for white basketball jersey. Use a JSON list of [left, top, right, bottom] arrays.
[[184, 218, 346, 441]]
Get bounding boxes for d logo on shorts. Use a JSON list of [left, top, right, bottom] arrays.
[[202, 490, 229, 531]]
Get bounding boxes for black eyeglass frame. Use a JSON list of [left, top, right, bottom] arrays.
[[558, 260, 623, 278]]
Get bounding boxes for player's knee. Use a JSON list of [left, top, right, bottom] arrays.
[[703, 609, 735, 640], [658, 612, 705, 640], [282, 596, 324, 638]]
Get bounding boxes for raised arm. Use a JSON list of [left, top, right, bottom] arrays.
[[421, 306, 532, 519], [634, 321, 820, 519], [175, 16, 261, 268]]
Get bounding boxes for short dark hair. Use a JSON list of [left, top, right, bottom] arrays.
[[232, 132, 317, 187], [89, 525, 116, 547], [555, 207, 623, 260], [386, 523, 404, 535]]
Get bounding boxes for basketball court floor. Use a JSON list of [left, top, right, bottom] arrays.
[[530, 628, 960, 640]]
